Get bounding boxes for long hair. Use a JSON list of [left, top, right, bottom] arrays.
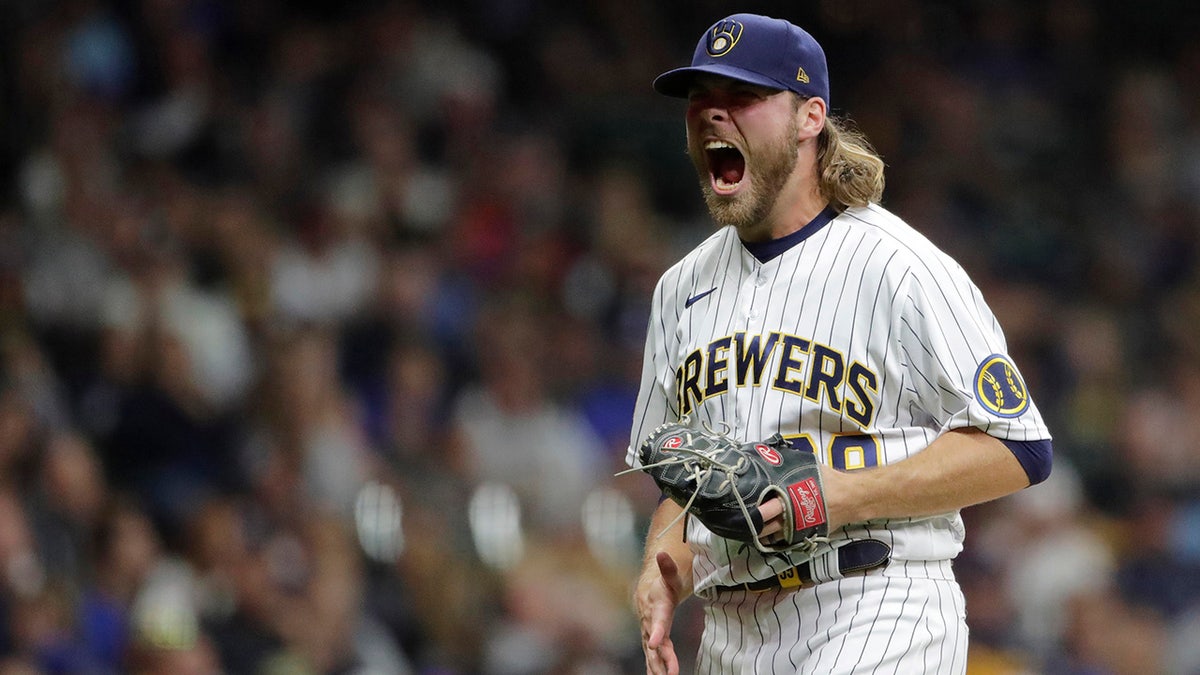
[[815, 115, 885, 211]]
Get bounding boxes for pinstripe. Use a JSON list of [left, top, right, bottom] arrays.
[[711, 588, 732, 672], [630, 204, 1047, 673], [813, 575, 859, 672], [700, 601, 716, 674], [846, 240, 888, 354], [776, 593, 799, 673], [948, 579, 968, 674], [913, 597, 935, 674], [712, 238, 741, 427], [878, 581, 921, 667], [792, 591, 810, 669], [838, 574, 887, 670], [747, 250, 774, 437], [897, 335, 944, 394], [769, 244, 804, 437], [765, 226, 825, 435], [931, 569, 952, 674], [903, 276, 972, 386], [758, 590, 777, 667], [886, 269, 914, 435], [812, 232, 857, 443], [832, 235, 883, 429], [902, 289, 970, 392], [921, 613, 932, 674], [810, 228, 854, 342], [936, 576, 955, 672], [802, 582, 829, 669], [847, 207, 994, 359]]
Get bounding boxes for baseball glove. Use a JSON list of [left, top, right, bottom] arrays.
[[630, 419, 829, 554]]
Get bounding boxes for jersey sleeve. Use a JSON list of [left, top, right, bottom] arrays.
[[626, 274, 680, 468], [897, 263, 1050, 442]]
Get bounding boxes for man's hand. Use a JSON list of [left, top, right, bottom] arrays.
[[635, 551, 686, 675], [757, 463, 844, 543], [757, 496, 786, 544]]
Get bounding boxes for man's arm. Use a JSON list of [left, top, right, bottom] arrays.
[[762, 428, 1031, 534], [634, 500, 694, 675]]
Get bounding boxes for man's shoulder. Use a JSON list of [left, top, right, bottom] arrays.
[[836, 204, 956, 267], [836, 203, 918, 240]]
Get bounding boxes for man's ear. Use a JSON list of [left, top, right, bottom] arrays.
[[798, 96, 827, 141]]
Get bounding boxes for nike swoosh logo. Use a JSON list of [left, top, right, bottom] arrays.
[[685, 287, 717, 308]]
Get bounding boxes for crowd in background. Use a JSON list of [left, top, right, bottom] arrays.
[[1, 1, 1199, 673]]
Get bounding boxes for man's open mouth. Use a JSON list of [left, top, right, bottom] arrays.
[[705, 140, 746, 194]]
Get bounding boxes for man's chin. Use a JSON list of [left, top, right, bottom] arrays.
[[703, 189, 758, 229]]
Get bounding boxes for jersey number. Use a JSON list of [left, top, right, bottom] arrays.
[[784, 433, 881, 471]]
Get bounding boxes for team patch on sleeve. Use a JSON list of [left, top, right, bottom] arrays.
[[973, 354, 1029, 418]]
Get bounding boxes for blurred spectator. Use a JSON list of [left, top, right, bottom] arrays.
[[973, 461, 1116, 663], [268, 203, 381, 328], [29, 430, 108, 586], [451, 297, 607, 534], [77, 496, 164, 672], [1048, 590, 1168, 675], [1115, 496, 1200, 619], [260, 327, 378, 519], [0, 2, 1198, 673]]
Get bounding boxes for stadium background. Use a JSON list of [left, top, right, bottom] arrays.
[[1, 0, 1199, 673]]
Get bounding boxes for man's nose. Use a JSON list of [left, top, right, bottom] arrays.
[[690, 99, 729, 123]]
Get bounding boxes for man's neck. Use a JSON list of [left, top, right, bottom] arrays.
[[739, 181, 827, 242]]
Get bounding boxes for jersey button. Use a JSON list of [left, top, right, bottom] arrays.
[[755, 275, 767, 287]]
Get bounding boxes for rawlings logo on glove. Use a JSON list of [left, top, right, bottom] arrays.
[[625, 419, 830, 554]]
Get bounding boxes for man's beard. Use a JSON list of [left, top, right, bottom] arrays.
[[690, 118, 800, 231]]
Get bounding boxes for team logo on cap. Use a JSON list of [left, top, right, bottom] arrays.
[[707, 19, 743, 57], [974, 354, 1029, 417]]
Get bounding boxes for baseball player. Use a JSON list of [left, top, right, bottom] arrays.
[[628, 13, 1053, 675]]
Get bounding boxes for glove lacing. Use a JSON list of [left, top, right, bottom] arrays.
[[619, 419, 832, 556], [621, 420, 825, 555]]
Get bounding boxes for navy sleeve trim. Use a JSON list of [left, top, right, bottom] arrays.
[[1001, 438, 1053, 485]]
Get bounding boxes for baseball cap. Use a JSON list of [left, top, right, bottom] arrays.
[[653, 14, 829, 105]]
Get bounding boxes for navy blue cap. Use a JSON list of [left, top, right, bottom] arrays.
[[654, 14, 829, 105]]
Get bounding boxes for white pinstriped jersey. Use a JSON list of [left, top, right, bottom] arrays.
[[627, 203, 1050, 597]]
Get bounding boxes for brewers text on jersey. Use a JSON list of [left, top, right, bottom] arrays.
[[674, 330, 877, 427]]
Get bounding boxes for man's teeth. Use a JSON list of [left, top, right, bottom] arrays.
[[700, 138, 739, 187]]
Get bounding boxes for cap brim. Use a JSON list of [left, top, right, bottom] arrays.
[[652, 64, 789, 98]]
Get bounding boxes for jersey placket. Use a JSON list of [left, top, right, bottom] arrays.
[[732, 254, 772, 435]]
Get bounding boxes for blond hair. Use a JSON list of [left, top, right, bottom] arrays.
[[815, 116, 885, 211]]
